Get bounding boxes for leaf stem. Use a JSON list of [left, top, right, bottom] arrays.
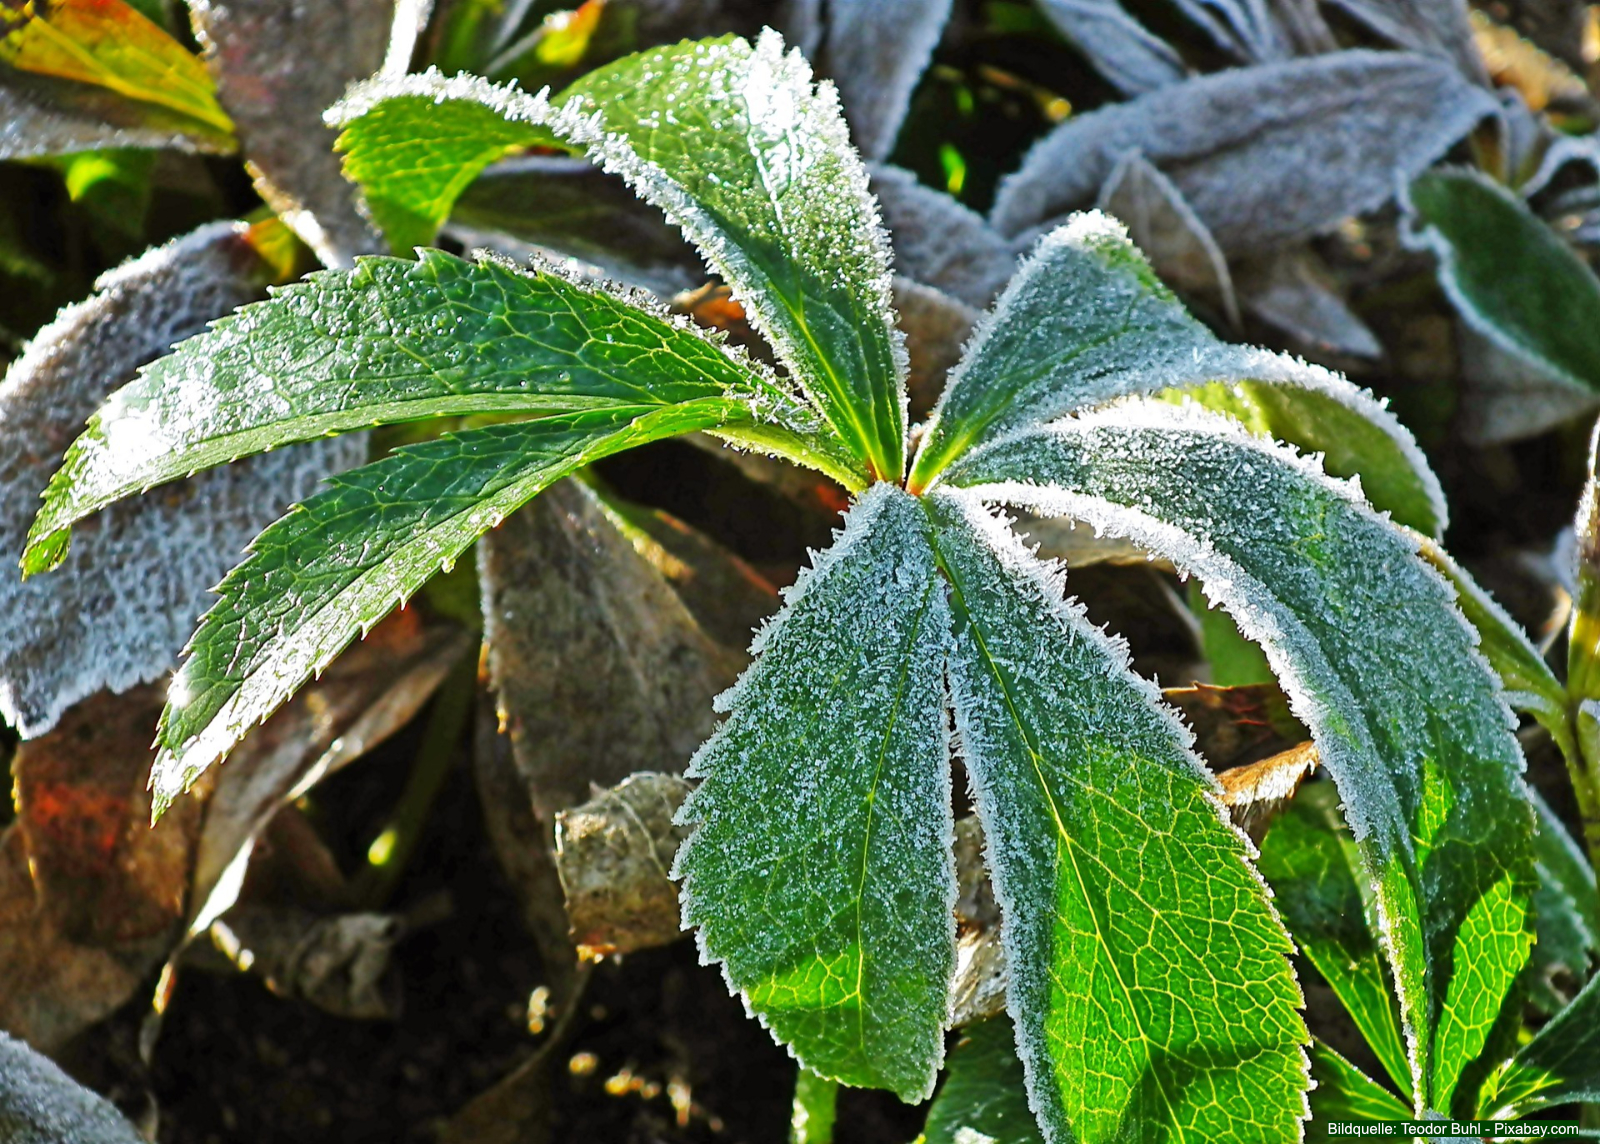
[[789, 1069, 838, 1144], [356, 646, 478, 909]]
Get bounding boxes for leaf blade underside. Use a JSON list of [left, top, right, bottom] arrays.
[[946, 400, 1536, 1113], [152, 401, 744, 812], [928, 491, 1308, 1143], [25, 249, 832, 573], [675, 485, 955, 1101]]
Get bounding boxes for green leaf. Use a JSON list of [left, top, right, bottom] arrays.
[[1187, 579, 1275, 687], [1480, 952, 1600, 1117], [927, 490, 1308, 1143], [676, 485, 955, 1101], [1404, 168, 1600, 397], [24, 249, 842, 574], [922, 1016, 1044, 1144], [334, 32, 909, 482], [945, 399, 1537, 1113], [151, 400, 742, 813], [1306, 1040, 1412, 1139], [909, 214, 1444, 540], [1258, 782, 1411, 1097], [330, 73, 562, 254]]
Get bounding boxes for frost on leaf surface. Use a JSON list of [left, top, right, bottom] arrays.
[[334, 32, 909, 482], [927, 491, 1306, 1143], [910, 214, 1444, 537], [25, 249, 824, 572], [0, 222, 362, 737], [946, 400, 1535, 1111], [989, 52, 1497, 255], [675, 485, 955, 1101], [152, 401, 744, 814]]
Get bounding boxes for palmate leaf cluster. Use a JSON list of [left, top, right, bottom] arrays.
[[16, 26, 1555, 1144]]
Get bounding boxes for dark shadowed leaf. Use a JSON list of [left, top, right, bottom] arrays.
[[1306, 1041, 1412, 1137], [922, 1016, 1044, 1144], [991, 52, 1498, 254], [1237, 250, 1381, 359], [0, 222, 364, 738]]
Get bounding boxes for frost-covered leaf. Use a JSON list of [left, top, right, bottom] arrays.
[[944, 399, 1537, 1112], [928, 491, 1307, 1143], [450, 155, 700, 290], [1479, 951, 1600, 1116], [0, 222, 362, 737], [1166, 0, 1291, 63], [1237, 250, 1382, 359], [0, 0, 234, 153], [1034, 0, 1187, 95], [1323, 0, 1485, 81], [24, 249, 829, 574], [188, 0, 390, 267], [1306, 1041, 1413, 1136], [0, 81, 216, 159], [151, 400, 746, 813], [990, 52, 1497, 254], [334, 33, 908, 481], [1258, 782, 1411, 1095], [813, 0, 952, 160], [870, 164, 1017, 309], [1096, 152, 1239, 328], [910, 214, 1445, 539], [1404, 167, 1600, 398], [480, 479, 740, 820], [0, 1031, 144, 1144], [922, 1016, 1043, 1144], [676, 486, 954, 1101]]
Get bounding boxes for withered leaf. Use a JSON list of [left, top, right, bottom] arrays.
[[894, 277, 980, 422], [1237, 248, 1383, 358], [479, 480, 743, 822], [0, 223, 366, 738], [990, 50, 1499, 254], [188, 0, 391, 266]]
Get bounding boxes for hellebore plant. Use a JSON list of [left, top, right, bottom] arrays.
[[22, 31, 1540, 1142]]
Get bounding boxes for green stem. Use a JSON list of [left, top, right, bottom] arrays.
[[789, 1069, 839, 1144], [356, 647, 477, 909]]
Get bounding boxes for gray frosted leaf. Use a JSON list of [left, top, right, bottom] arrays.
[[0, 84, 218, 161], [189, 0, 392, 267], [815, 0, 954, 160], [1035, 0, 1188, 95], [871, 164, 1018, 308], [1457, 325, 1600, 445], [0, 223, 365, 738], [990, 51, 1498, 254], [1097, 151, 1240, 327], [1238, 249, 1382, 358], [0, 1033, 143, 1144], [1168, 0, 1292, 62], [479, 480, 743, 823], [1323, 0, 1485, 81]]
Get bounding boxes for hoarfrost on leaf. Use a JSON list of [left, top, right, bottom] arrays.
[[675, 484, 956, 1101]]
